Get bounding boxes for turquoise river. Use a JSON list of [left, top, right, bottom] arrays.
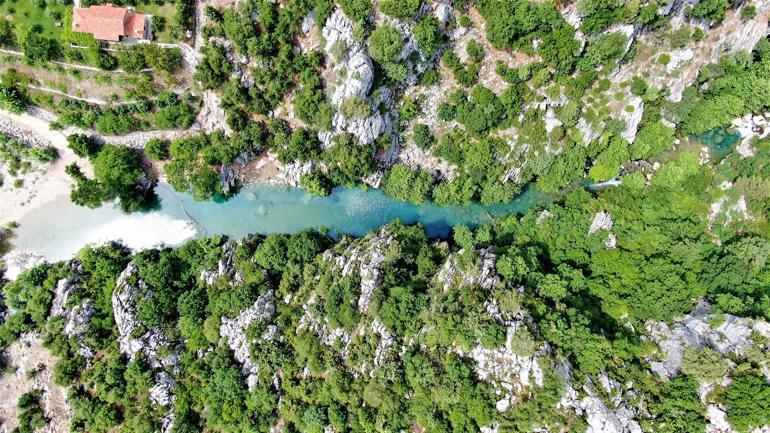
[[10, 183, 549, 262]]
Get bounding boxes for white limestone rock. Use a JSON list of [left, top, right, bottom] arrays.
[[219, 290, 275, 391], [323, 9, 373, 106], [588, 211, 613, 234], [200, 241, 238, 285], [149, 372, 176, 407], [470, 326, 545, 412], [436, 248, 500, 292], [646, 302, 767, 380], [112, 262, 178, 370], [323, 227, 395, 314]]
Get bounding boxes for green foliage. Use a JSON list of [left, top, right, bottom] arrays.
[[338, 96, 372, 119], [741, 5, 757, 20], [338, 0, 371, 21], [577, 32, 628, 71], [379, 0, 421, 19], [194, 43, 232, 90], [22, 33, 59, 64], [645, 376, 706, 433], [322, 133, 375, 186], [413, 15, 442, 56], [368, 24, 404, 64], [300, 170, 333, 196], [412, 123, 434, 150], [0, 72, 29, 114], [66, 144, 151, 212], [631, 122, 675, 159], [681, 347, 728, 383], [67, 134, 101, 159], [383, 163, 434, 204], [686, 0, 731, 22], [721, 373, 770, 432], [144, 138, 170, 161], [14, 390, 48, 433]]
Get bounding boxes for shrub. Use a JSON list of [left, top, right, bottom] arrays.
[[339, 96, 372, 119], [383, 164, 433, 204], [67, 134, 101, 159], [379, 0, 422, 19], [145, 139, 170, 160], [412, 123, 434, 149], [466, 40, 485, 63], [338, 0, 371, 21], [368, 24, 404, 64]]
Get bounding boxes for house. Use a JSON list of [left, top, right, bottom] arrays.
[[72, 3, 150, 42]]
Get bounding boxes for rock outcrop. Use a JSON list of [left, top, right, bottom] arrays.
[[112, 262, 178, 370], [323, 227, 395, 314], [646, 301, 770, 380], [436, 248, 499, 292], [469, 326, 545, 412], [320, 9, 389, 147], [219, 290, 276, 391]]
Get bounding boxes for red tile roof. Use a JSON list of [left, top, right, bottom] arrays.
[[72, 4, 147, 42]]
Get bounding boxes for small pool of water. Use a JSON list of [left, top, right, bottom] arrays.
[[11, 183, 549, 262], [697, 128, 742, 159]]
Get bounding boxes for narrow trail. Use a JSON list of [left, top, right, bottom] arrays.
[[0, 48, 152, 73]]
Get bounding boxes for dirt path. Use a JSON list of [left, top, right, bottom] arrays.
[[0, 334, 70, 433], [0, 48, 151, 74]]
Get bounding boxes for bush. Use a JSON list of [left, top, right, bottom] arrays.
[[383, 164, 434, 204], [67, 134, 101, 159], [686, 0, 730, 22], [300, 170, 333, 196], [741, 5, 757, 20], [379, 0, 422, 19], [413, 15, 442, 56], [145, 139, 170, 160], [339, 96, 372, 119], [412, 123, 435, 149], [338, 0, 371, 21], [368, 24, 404, 64], [466, 40, 485, 63]]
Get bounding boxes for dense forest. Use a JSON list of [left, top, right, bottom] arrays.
[[2, 132, 770, 432], [1, 0, 770, 432]]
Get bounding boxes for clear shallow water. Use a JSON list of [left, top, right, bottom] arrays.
[[698, 128, 742, 159], [11, 183, 549, 262]]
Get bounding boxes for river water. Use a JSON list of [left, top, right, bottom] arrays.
[[10, 183, 549, 262]]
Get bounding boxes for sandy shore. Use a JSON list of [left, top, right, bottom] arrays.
[[0, 109, 92, 227]]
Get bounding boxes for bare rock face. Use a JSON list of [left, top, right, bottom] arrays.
[[323, 227, 395, 314], [370, 319, 395, 368], [219, 290, 275, 391], [49, 273, 96, 358], [646, 302, 767, 380], [149, 372, 177, 433], [320, 8, 390, 148], [588, 211, 617, 248], [112, 262, 178, 370], [469, 326, 545, 412], [200, 241, 238, 286], [580, 394, 643, 433], [149, 372, 176, 407], [280, 160, 314, 187], [436, 248, 499, 292], [322, 10, 373, 107]]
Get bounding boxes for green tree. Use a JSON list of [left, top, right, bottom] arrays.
[[379, 0, 422, 19], [721, 373, 770, 433], [368, 24, 404, 64]]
